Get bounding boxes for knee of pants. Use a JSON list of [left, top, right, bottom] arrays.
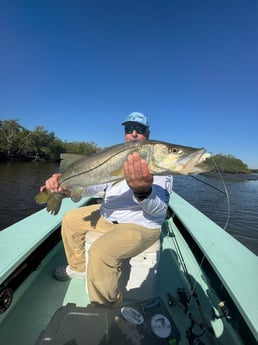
[[61, 209, 82, 237], [88, 243, 122, 272], [61, 211, 72, 229]]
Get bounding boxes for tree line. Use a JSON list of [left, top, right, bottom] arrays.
[[0, 119, 100, 161], [206, 154, 251, 174], [0, 119, 253, 174]]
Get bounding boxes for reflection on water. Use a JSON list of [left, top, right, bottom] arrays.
[[0, 162, 257, 255]]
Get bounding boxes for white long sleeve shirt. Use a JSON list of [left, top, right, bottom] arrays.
[[84, 175, 173, 229]]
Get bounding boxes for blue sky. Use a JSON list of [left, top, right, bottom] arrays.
[[1, 0, 258, 168]]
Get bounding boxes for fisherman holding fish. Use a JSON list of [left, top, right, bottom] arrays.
[[38, 112, 209, 308]]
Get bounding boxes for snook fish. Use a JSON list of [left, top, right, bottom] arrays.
[[35, 139, 211, 215]]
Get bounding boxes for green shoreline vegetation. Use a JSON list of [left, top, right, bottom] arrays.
[[0, 119, 256, 175], [0, 119, 100, 162]]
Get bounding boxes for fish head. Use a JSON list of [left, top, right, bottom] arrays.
[[149, 142, 212, 175]]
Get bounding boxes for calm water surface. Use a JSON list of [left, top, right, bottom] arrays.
[[0, 161, 58, 229], [1, 161, 257, 256], [173, 175, 258, 256]]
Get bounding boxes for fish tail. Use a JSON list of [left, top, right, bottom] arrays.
[[34, 190, 63, 215]]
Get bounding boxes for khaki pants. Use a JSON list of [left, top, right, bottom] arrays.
[[61, 204, 160, 306]]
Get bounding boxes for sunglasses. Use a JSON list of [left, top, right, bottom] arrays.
[[124, 125, 147, 134]]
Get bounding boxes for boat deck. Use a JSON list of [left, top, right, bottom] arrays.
[[0, 217, 247, 345]]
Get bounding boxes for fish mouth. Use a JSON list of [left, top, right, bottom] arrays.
[[178, 149, 211, 174]]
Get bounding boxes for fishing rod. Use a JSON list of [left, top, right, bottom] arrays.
[[167, 291, 213, 345], [167, 222, 213, 345], [189, 175, 227, 195], [166, 165, 232, 344], [189, 165, 231, 231], [167, 221, 226, 345]]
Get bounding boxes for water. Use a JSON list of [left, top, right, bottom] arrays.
[[0, 161, 257, 256], [0, 161, 58, 230], [173, 175, 258, 256]]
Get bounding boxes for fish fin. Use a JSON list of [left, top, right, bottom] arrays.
[[70, 187, 85, 202], [34, 190, 52, 204], [95, 191, 105, 199], [109, 168, 124, 177], [60, 153, 85, 172], [46, 193, 64, 215], [35, 190, 64, 215]]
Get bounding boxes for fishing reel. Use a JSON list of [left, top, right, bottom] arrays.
[[0, 286, 13, 314], [212, 300, 232, 323]]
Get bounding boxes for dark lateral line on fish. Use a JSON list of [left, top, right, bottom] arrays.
[[60, 148, 144, 184]]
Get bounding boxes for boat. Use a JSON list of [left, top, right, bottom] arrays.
[[0, 192, 257, 345]]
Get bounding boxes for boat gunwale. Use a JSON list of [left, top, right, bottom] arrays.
[[169, 191, 258, 342], [0, 197, 93, 285]]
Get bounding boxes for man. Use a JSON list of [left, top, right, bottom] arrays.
[[40, 112, 173, 307]]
